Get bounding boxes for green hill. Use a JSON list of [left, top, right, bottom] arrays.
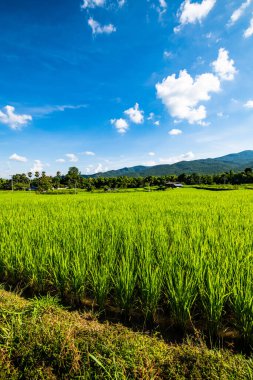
[[82, 150, 253, 178]]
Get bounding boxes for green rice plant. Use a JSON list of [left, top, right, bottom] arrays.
[[199, 262, 230, 336], [113, 254, 137, 312], [164, 253, 198, 328], [231, 258, 253, 345], [136, 222, 164, 319], [0, 189, 252, 346]]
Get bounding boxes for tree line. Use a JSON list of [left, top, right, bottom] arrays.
[[1, 167, 253, 191]]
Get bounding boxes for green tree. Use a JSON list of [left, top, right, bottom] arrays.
[[66, 167, 81, 189]]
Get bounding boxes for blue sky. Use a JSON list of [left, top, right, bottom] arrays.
[[0, 0, 253, 176]]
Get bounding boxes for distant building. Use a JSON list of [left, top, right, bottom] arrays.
[[165, 182, 184, 189], [26, 186, 38, 191]]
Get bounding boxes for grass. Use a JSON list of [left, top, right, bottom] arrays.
[[0, 189, 253, 347], [0, 289, 253, 379]]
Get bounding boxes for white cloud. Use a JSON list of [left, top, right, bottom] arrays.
[[66, 154, 79, 162], [118, 0, 126, 7], [9, 153, 28, 163], [159, 0, 167, 8], [88, 17, 116, 35], [147, 113, 160, 126], [163, 50, 172, 59], [94, 163, 108, 173], [147, 112, 154, 120], [23, 104, 87, 117], [148, 152, 156, 156], [156, 0, 167, 20], [81, 0, 105, 9], [159, 151, 195, 164], [212, 48, 237, 81], [175, 0, 216, 32], [111, 118, 129, 133], [124, 103, 144, 124], [156, 69, 220, 125], [244, 17, 253, 38], [31, 160, 44, 173], [144, 160, 157, 166], [56, 158, 66, 163], [229, 0, 252, 25], [244, 100, 253, 108], [169, 129, 183, 135], [83, 151, 95, 156], [0, 105, 32, 130]]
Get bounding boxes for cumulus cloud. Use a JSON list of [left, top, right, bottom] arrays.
[[124, 103, 144, 124], [148, 152, 156, 156], [88, 17, 116, 35], [244, 17, 253, 38], [0, 105, 32, 130], [111, 118, 129, 134], [244, 100, 253, 108], [56, 158, 66, 163], [175, 0, 216, 32], [9, 153, 28, 163], [212, 48, 237, 81], [31, 160, 44, 173], [83, 151, 95, 156], [154, 121, 160, 126], [156, 69, 220, 125], [229, 0, 252, 25], [94, 163, 108, 173], [169, 129, 183, 135], [66, 154, 79, 162], [159, 151, 195, 164], [81, 0, 105, 9]]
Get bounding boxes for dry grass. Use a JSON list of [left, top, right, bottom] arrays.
[[0, 289, 252, 379]]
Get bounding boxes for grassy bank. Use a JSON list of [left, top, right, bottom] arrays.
[[0, 289, 252, 379]]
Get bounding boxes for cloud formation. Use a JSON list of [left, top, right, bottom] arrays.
[[156, 70, 220, 125], [159, 151, 195, 164], [244, 100, 253, 108], [175, 0, 216, 32], [81, 0, 105, 9], [118, 0, 126, 7], [88, 17, 116, 35], [229, 0, 252, 25], [83, 151, 95, 156], [66, 154, 79, 162], [124, 103, 144, 124], [0, 105, 32, 130], [111, 118, 129, 133], [212, 48, 237, 81], [56, 159, 66, 163], [169, 129, 183, 135], [31, 160, 44, 173], [157, 0, 167, 19], [244, 17, 253, 38], [156, 49, 236, 125], [9, 153, 28, 163]]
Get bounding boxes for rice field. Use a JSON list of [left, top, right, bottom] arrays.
[[0, 189, 253, 344]]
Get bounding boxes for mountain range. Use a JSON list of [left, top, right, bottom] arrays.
[[83, 150, 253, 178]]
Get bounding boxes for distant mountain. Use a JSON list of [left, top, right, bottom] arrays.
[[82, 150, 253, 178]]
